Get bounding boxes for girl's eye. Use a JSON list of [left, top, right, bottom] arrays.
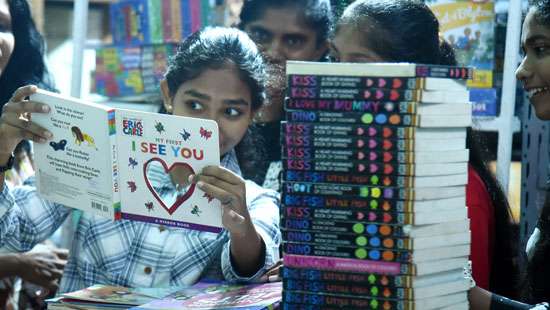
[[534, 46, 549, 56], [225, 108, 242, 117], [186, 100, 203, 110]]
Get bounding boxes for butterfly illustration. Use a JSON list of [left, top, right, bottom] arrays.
[[145, 202, 154, 212], [127, 181, 137, 192], [203, 193, 214, 203], [180, 129, 191, 141], [154, 121, 165, 134], [191, 205, 202, 216], [49, 139, 67, 151], [128, 157, 138, 169], [199, 127, 212, 140]]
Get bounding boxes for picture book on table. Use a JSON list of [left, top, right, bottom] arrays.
[[31, 89, 222, 232], [132, 282, 282, 310]]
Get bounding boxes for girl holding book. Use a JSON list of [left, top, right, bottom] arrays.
[[237, 0, 333, 188], [0, 27, 280, 293], [330, 0, 519, 299]]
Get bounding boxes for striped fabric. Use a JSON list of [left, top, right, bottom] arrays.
[[0, 150, 280, 292]]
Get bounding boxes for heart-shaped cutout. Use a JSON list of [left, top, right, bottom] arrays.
[[143, 158, 196, 215], [389, 90, 400, 101], [368, 127, 377, 136], [383, 164, 394, 175], [368, 151, 376, 161], [364, 90, 372, 99], [392, 78, 403, 88], [383, 140, 393, 150]]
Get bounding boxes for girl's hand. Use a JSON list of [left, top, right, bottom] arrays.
[[0, 85, 52, 155], [190, 166, 254, 236]]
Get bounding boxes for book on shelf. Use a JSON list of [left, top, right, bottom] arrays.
[[31, 89, 222, 232]]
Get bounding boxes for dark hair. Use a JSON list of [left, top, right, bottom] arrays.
[[530, 0, 550, 26], [336, 0, 445, 64], [336, 0, 519, 296], [238, 0, 333, 45], [0, 0, 54, 107], [164, 27, 267, 181]]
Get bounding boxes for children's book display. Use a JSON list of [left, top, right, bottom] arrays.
[[280, 61, 472, 309], [31, 89, 222, 232], [46, 282, 282, 310]]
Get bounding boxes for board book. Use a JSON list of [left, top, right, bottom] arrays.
[[31, 89, 222, 232]]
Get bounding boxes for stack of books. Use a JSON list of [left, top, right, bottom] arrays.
[[280, 61, 473, 309]]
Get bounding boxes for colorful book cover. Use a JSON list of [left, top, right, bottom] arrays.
[[31, 90, 222, 232], [470, 87, 498, 117], [190, 0, 202, 34], [59, 285, 179, 306], [181, 0, 193, 38], [427, 0, 495, 71], [161, 0, 173, 43], [132, 282, 282, 310]]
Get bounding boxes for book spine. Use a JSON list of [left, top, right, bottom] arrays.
[[170, 0, 182, 42], [147, 0, 163, 44], [288, 87, 427, 101], [283, 254, 415, 275], [282, 267, 414, 288], [282, 290, 415, 309], [285, 98, 420, 115], [282, 159, 416, 176], [282, 123, 417, 139], [282, 182, 415, 200], [282, 205, 415, 226], [284, 136, 419, 152], [181, 0, 192, 38], [415, 65, 473, 79], [282, 229, 416, 250], [283, 148, 415, 164], [287, 75, 424, 89], [108, 110, 121, 219], [190, 0, 201, 33], [282, 218, 411, 238], [162, 0, 173, 42], [283, 279, 415, 300], [283, 170, 416, 187], [285, 110, 418, 126], [282, 193, 416, 213]]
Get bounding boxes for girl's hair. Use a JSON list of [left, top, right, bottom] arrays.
[[163, 27, 267, 181], [238, 0, 333, 46], [523, 0, 550, 302], [0, 0, 54, 107], [336, 0, 519, 297], [336, 0, 448, 64]]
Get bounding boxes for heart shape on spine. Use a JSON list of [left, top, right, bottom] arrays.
[[143, 157, 196, 215]]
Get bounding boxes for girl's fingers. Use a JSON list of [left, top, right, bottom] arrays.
[[195, 181, 235, 206], [9, 85, 37, 103], [200, 165, 243, 185], [2, 100, 49, 115], [8, 118, 53, 141], [191, 174, 238, 196]]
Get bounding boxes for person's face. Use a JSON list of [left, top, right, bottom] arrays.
[[330, 24, 385, 63], [161, 64, 254, 156], [0, 0, 14, 78], [243, 6, 327, 64], [516, 8, 550, 120]]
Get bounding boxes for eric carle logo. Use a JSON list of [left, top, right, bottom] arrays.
[[123, 118, 143, 136]]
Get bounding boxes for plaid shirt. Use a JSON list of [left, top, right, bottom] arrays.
[[0, 150, 281, 293]]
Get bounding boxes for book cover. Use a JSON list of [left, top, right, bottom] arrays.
[[31, 90, 222, 232], [132, 282, 282, 310], [427, 0, 495, 71]]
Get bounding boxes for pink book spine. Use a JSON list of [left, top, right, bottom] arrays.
[[283, 254, 401, 275]]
